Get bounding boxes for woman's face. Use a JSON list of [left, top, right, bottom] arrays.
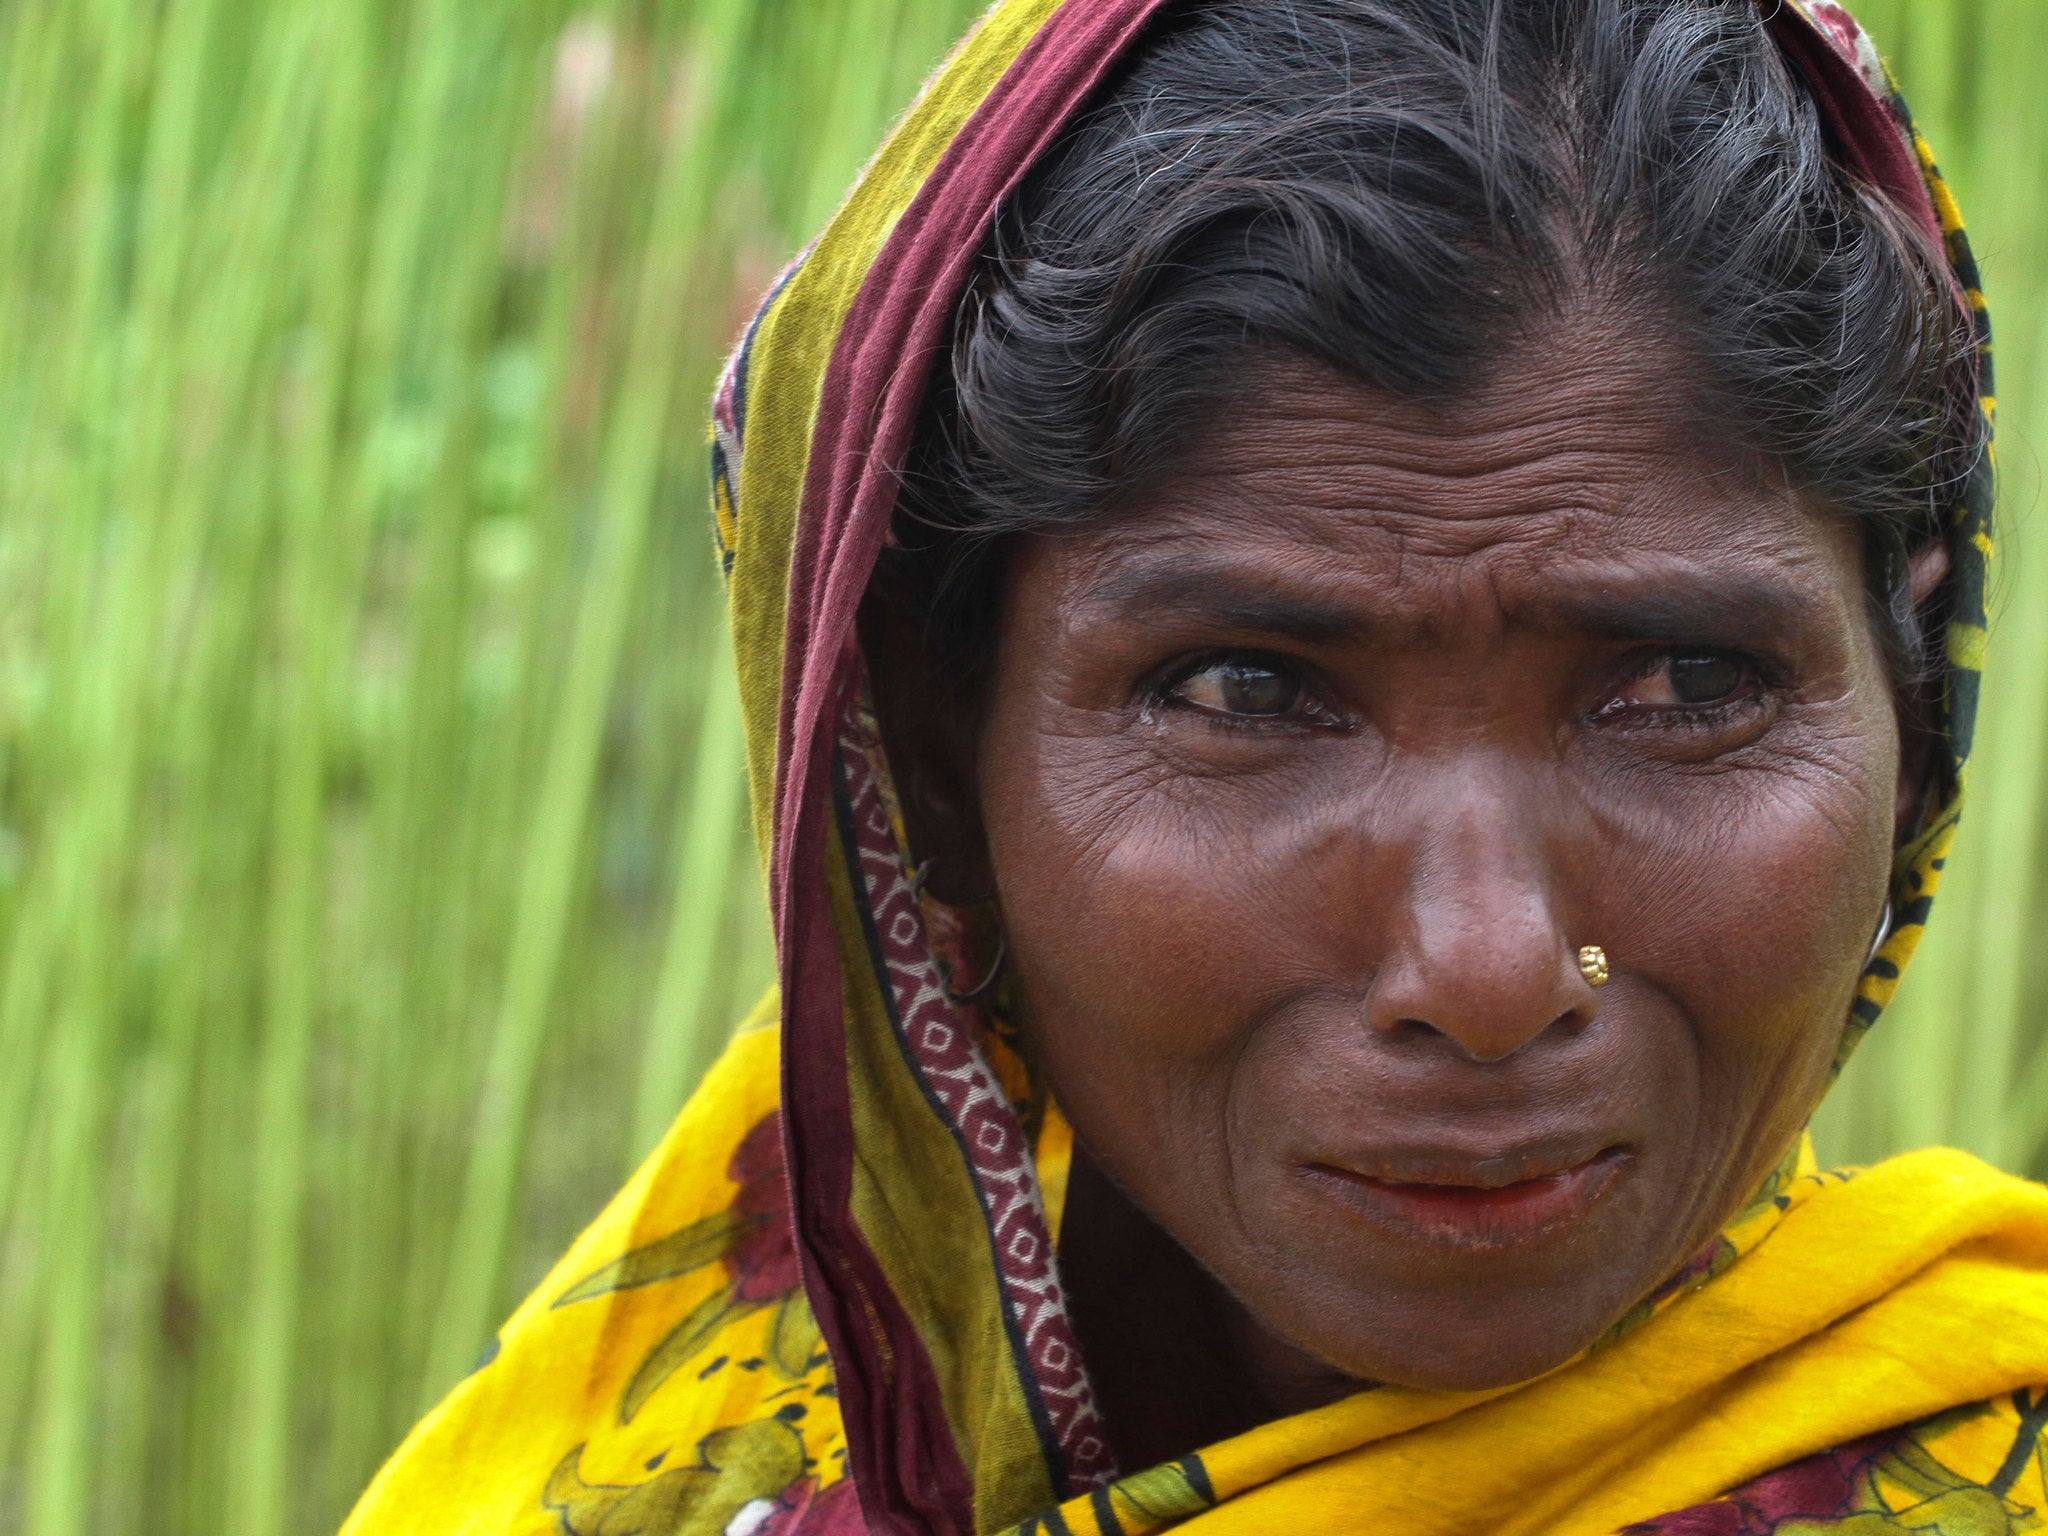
[[961, 332, 1923, 1394]]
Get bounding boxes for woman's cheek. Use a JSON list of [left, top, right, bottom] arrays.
[[1009, 732, 1325, 1007], [1581, 708, 1898, 1128], [989, 729, 1323, 1197]]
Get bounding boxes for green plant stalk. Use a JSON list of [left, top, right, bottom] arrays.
[[629, 636, 749, 1165], [233, 13, 383, 1534], [419, 0, 761, 1403], [1947, 24, 2048, 1171], [325, 7, 561, 1493], [0, 0, 115, 1248], [797, 0, 910, 232], [22, 1, 160, 1527], [83, 0, 250, 1518]]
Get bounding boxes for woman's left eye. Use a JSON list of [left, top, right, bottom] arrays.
[[1167, 656, 1309, 720], [1601, 649, 1760, 716]]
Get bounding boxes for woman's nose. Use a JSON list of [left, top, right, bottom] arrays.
[[1360, 773, 1599, 1063]]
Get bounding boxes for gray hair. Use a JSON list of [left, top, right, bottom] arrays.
[[888, 0, 1987, 693]]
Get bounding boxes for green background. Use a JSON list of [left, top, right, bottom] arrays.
[[0, 2, 2041, 1532]]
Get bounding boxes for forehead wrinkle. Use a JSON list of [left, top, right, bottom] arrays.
[[1046, 368, 1840, 649], [1058, 506, 1844, 658], [1207, 418, 1715, 496], [1192, 337, 1777, 528], [1071, 460, 1785, 581], [1237, 313, 1712, 448], [1150, 427, 1763, 563]]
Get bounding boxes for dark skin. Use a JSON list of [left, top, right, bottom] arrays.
[[869, 321, 1950, 1473]]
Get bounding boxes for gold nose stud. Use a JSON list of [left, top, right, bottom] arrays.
[[1577, 945, 1611, 988]]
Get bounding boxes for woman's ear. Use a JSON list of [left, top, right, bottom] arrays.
[[1907, 539, 1950, 608], [859, 593, 995, 905], [1893, 537, 1954, 841]]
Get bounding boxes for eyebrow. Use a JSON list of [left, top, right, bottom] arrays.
[[1077, 563, 1371, 643], [1534, 576, 1822, 646], [1079, 558, 1823, 647]]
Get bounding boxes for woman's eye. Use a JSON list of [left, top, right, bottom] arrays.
[[1603, 649, 1758, 715], [1666, 652, 1747, 705], [1169, 657, 1307, 719]]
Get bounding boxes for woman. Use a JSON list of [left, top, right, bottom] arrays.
[[343, 1, 2048, 1532]]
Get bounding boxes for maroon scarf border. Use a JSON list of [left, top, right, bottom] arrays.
[[766, 3, 1174, 1533]]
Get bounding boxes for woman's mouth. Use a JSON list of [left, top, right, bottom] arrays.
[[1303, 1147, 1630, 1252]]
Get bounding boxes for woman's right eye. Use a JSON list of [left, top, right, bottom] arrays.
[[1166, 656, 1308, 720]]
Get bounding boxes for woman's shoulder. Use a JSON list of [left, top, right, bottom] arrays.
[[341, 996, 860, 1536]]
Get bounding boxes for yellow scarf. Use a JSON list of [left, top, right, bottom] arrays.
[[343, 1022, 2048, 1535], [342, 2, 2035, 1533]]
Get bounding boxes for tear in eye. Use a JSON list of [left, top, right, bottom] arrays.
[[1668, 652, 1746, 705], [1172, 658, 1304, 718], [1605, 649, 1756, 714]]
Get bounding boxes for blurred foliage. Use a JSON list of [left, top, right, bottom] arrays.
[[0, 1, 2040, 1534], [1810, 0, 2048, 1175], [0, 0, 977, 1531]]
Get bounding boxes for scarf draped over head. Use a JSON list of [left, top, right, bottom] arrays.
[[341, 6, 2048, 1536]]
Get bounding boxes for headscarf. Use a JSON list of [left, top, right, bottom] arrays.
[[342, 5, 2048, 1535]]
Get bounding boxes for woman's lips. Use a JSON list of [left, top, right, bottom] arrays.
[[1303, 1147, 1629, 1252]]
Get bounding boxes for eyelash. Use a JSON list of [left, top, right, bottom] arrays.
[[1149, 647, 1783, 737], [1594, 648, 1781, 731], [1636, 696, 1755, 734]]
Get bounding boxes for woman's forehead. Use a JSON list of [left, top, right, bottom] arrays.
[[1030, 353, 1865, 646], [1148, 340, 1768, 510]]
